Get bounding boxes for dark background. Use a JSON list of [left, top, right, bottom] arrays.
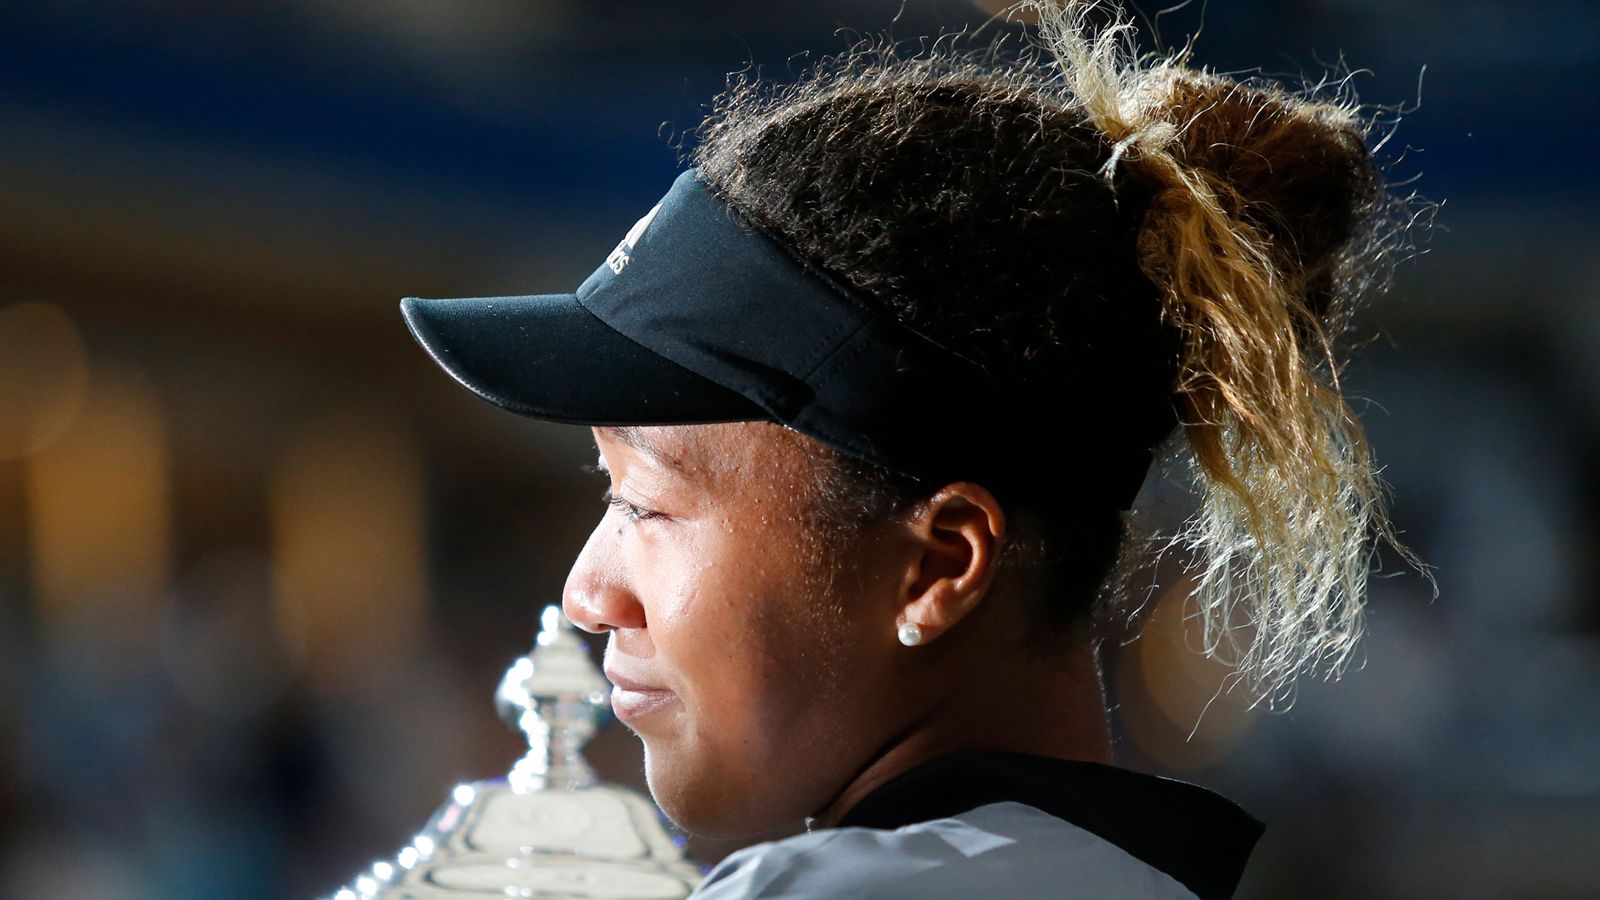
[[1, 1, 1596, 897]]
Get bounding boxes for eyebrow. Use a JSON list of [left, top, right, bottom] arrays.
[[593, 425, 686, 475]]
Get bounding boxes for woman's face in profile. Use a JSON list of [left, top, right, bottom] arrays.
[[563, 421, 911, 838]]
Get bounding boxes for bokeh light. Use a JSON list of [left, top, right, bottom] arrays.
[[0, 302, 90, 461], [269, 410, 428, 694], [1117, 577, 1258, 771], [24, 365, 170, 645]]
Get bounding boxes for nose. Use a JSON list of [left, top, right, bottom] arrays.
[[561, 522, 647, 635]]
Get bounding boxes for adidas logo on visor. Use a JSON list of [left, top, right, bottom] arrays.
[[605, 202, 663, 275]]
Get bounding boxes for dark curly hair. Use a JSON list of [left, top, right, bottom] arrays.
[[689, 0, 1428, 706]]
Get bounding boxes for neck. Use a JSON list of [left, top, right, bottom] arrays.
[[811, 634, 1111, 830]]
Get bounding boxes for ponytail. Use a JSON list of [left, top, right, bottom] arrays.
[[1036, 0, 1428, 707]]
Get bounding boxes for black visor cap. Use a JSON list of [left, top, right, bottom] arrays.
[[399, 168, 1163, 509]]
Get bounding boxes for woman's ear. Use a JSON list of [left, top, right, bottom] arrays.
[[893, 482, 1006, 643]]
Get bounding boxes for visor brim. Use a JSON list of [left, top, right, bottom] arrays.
[[400, 294, 770, 425]]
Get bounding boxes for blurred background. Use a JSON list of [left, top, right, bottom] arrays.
[[1, 1, 1596, 897]]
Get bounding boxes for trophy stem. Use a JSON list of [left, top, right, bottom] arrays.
[[508, 699, 599, 792]]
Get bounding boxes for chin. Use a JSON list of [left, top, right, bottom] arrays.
[[642, 745, 800, 840]]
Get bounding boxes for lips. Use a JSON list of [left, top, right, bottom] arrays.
[[603, 667, 668, 693], [604, 667, 679, 723]]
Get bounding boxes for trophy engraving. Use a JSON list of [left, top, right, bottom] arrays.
[[327, 606, 703, 898]]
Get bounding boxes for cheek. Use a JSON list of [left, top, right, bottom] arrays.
[[652, 552, 877, 833], [693, 525, 872, 749], [630, 464, 903, 832]]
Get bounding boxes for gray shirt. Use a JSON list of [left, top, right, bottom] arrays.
[[688, 751, 1262, 900]]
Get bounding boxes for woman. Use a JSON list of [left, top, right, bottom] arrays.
[[398, 2, 1423, 896]]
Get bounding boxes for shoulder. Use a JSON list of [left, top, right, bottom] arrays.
[[688, 802, 1199, 900]]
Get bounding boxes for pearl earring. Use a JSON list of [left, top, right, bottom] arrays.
[[897, 622, 922, 647]]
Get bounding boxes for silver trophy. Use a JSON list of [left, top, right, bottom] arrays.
[[328, 605, 704, 899]]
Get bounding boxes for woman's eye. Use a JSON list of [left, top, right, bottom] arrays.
[[581, 463, 661, 523], [601, 486, 659, 523]]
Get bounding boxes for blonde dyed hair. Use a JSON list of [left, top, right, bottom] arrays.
[[1035, 0, 1429, 707]]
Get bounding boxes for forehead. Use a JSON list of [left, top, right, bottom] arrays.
[[592, 422, 814, 489]]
